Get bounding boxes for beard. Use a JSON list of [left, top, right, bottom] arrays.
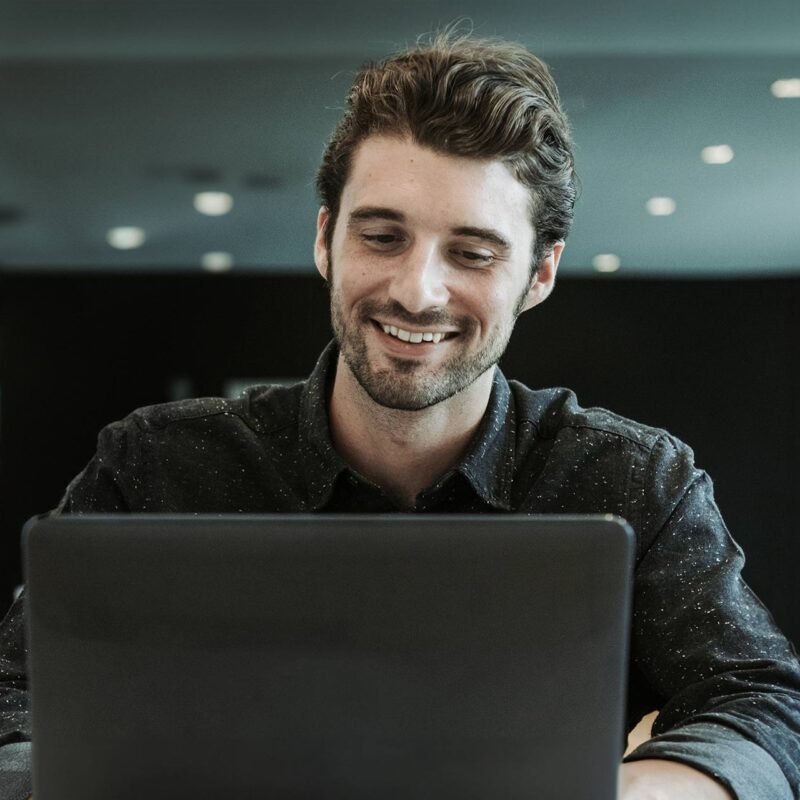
[[328, 264, 527, 412]]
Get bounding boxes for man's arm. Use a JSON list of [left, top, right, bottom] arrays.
[[0, 591, 33, 800], [620, 760, 733, 799], [0, 420, 134, 800], [625, 434, 800, 799]]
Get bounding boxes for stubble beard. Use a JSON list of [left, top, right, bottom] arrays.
[[329, 280, 526, 412]]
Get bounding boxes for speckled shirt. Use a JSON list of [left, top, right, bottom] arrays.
[[2, 342, 800, 799]]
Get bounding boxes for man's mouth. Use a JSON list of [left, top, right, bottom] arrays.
[[375, 321, 456, 344]]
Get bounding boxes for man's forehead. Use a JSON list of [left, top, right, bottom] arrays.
[[345, 134, 523, 193]]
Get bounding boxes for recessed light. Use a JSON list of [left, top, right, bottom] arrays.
[[201, 251, 234, 272], [771, 78, 800, 98], [646, 197, 676, 216], [194, 191, 233, 216], [701, 145, 734, 165], [107, 226, 146, 250], [592, 254, 620, 273]]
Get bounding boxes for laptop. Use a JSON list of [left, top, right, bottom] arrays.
[[23, 513, 633, 800]]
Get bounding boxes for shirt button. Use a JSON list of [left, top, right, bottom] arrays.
[[347, 475, 359, 486]]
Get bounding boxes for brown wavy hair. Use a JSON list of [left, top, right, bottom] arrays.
[[316, 29, 577, 273]]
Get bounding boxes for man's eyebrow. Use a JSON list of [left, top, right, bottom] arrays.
[[348, 206, 406, 224], [452, 226, 511, 250], [348, 208, 511, 250]]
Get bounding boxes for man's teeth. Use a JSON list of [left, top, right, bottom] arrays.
[[381, 324, 446, 344]]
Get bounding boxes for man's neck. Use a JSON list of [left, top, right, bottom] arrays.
[[328, 356, 494, 508]]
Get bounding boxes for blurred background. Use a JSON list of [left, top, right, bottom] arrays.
[[0, 0, 798, 640]]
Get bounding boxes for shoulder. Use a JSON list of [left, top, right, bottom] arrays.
[[89, 381, 307, 464], [67, 381, 311, 513], [506, 382, 703, 544], [508, 382, 677, 454], [507, 381, 700, 504], [116, 381, 306, 438]]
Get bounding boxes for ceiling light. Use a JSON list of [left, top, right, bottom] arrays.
[[592, 254, 620, 273], [701, 145, 734, 165], [201, 251, 234, 272], [646, 197, 676, 216], [193, 191, 233, 216], [771, 79, 800, 98], [107, 226, 146, 250]]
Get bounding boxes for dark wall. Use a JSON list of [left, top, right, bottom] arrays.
[[1, 273, 797, 644]]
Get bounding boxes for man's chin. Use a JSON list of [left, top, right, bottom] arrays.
[[355, 371, 441, 411], [339, 337, 480, 411]]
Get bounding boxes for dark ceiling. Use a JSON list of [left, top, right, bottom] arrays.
[[1, 0, 799, 276]]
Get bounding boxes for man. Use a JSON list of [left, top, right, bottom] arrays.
[[1, 31, 799, 800]]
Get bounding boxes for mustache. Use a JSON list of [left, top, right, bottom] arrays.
[[357, 299, 466, 329]]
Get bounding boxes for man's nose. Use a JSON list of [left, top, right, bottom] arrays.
[[387, 242, 450, 313]]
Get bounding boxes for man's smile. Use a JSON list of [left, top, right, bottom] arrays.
[[372, 319, 459, 345]]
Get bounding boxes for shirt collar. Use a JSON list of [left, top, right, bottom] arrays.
[[299, 341, 516, 512], [299, 341, 349, 510], [450, 367, 515, 511]]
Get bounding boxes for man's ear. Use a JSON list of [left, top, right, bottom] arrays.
[[314, 206, 331, 280], [519, 241, 564, 313]]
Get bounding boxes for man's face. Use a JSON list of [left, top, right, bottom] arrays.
[[314, 135, 561, 411]]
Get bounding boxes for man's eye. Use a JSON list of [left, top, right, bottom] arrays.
[[452, 249, 494, 265], [362, 233, 399, 246]]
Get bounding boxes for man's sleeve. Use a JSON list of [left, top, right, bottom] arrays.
[[624, 434, 800, 800], [0, 419, 135, 799], [0, 591, 32, 800]]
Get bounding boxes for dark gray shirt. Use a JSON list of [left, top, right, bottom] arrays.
[[2, 342, 800, 799]]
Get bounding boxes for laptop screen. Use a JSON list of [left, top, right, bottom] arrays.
[[24, 513, 633, 800]]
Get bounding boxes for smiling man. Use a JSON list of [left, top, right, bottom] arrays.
[[317, 135, 561, 507], [2, 31, 800, 800]]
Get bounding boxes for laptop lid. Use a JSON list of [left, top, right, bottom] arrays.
[[24, 513, 633, 800]]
